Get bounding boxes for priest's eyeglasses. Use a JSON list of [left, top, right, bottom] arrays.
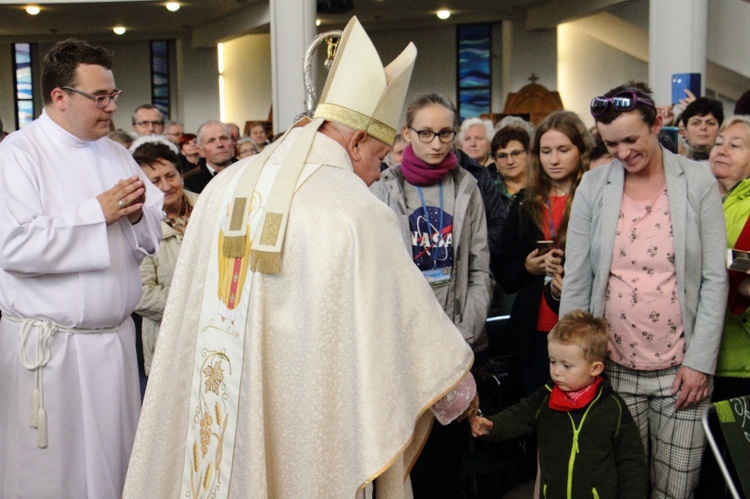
[[409, 127, 457, 144], [61, 86, 123, 109]]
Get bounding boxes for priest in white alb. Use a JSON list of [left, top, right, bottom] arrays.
[[0, 39, 163, 498], [124, 17, 478, 498]]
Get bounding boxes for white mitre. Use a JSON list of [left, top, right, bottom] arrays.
[[226, 16, 418, 274], [314, 16, 416, 146]]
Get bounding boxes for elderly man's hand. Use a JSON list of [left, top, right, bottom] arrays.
[[97, 176, 145, 225]]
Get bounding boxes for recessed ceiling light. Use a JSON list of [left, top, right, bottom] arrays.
[[315, 18, 321, 27], [166, 2, 180, 12], [437, 9, 451, 20], [113, 26, 126, 35], [26, 5, 41, 15]]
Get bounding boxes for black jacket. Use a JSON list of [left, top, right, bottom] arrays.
[[485, 376, 647, 499], [496, 190, 549, 357]]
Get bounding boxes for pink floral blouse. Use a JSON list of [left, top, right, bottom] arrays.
[[604, 189, 685, 370]]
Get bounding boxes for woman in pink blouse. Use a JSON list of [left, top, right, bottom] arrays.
[[560, 82, 728, 498]]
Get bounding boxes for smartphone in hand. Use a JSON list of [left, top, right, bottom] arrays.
[[727, 248, 750, 272], [536, 240, 556, 256], [672, 73, 701, 105]]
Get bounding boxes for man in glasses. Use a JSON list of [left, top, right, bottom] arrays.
[[0, 39, 163, 498], [163, 120, 185, 145], [131, 103, 165, 136]]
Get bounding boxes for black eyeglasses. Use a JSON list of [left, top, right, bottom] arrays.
[[135, 120, 165, 128], [409, 127, 457, 144], [495, 149, 526, 162], [61, 86, 122, 109], [590, 91, 655, 118]]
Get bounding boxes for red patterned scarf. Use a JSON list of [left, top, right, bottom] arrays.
[[548, 376, 603, 411]]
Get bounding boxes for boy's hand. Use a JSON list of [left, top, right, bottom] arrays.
[[470, 415, 494, 437]]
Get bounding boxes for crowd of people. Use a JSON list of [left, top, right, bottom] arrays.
[[1, 20, 750, 498]]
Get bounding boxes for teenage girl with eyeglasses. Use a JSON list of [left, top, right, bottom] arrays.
[[495, 110, 593, 395], [370, 92, 493, 499], [560, 82, 728, 498]]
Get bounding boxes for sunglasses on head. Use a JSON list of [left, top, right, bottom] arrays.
[[590, 91, 656, 118]]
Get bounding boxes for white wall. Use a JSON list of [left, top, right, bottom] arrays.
[[179, 43, 220, 134], [558, 23, 648, 128], [510, 22, 558, 93], [222, 34, 272, 132], [369, 24, 457, 129], [707, 0, 750, 79]]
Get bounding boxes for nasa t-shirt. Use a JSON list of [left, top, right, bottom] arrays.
[[404, 177, 455, 307]]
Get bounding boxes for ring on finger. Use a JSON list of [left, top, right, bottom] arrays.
[[118, 199, 125, 209]]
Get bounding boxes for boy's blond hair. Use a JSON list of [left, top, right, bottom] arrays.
[[548, 310, 608, 363]]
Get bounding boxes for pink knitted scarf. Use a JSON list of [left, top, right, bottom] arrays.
[[400, 144, 458, 186]]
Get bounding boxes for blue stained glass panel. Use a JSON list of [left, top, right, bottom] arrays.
[[457, 25, 491, 122], [17, 99, 34, 128], [459, 89, 491, 123], [14, 43, 35, 128], [151, 40, 170, 118]]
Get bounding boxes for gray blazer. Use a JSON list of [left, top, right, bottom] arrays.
[[560, 149, 728, 374]]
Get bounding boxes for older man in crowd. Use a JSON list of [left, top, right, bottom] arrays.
[[132, 103, 164, 136], [183, 119, 235, 193], [163, 120, 184, 145]]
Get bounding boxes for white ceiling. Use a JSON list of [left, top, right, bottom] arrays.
[[0, 0, 551, 42]]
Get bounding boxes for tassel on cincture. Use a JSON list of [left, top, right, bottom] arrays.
[[30, 387, 40, 428], [37, 407, 48, 448]]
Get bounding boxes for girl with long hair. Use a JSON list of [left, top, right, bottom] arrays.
[[496, 110, 593, 393]]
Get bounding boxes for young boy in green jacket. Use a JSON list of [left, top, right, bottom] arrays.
[[471, 310, 647, 498]]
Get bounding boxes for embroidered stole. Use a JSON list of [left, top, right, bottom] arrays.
[[180, 119, 324, 497]]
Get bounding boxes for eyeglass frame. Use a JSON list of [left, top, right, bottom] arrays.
[[494, 149, 527, 162], [61, 86, 122, 109], [409, 127, 457, 144], [590, 91, 656, 118], [134, 120, 165, 128]]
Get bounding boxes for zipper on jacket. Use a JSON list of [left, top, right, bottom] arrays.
[[565, 389, 604, 498]]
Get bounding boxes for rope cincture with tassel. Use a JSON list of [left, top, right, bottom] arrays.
[[18, 320, 55, 449], [11, 316, 120, 449]]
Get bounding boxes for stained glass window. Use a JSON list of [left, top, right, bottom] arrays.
[[151, 40, 170, 118], [13, 43, 35, 128], [457, 25, 491, 123]]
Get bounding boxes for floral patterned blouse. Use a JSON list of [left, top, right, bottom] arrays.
[[604, 188, 685, 370]]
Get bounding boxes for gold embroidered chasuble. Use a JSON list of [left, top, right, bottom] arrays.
[[124, 129, 473, 498]]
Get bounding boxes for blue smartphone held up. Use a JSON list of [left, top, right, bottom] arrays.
[[672, 73, 701, 105]]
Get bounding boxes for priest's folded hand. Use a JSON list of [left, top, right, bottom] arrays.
[[97, 176, 146, 225]]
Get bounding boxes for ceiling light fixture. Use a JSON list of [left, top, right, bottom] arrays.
[[437, 9, 451, 20], [315, 18, 321, 27], [113, 26, 126, 35], [26, 5, 41, 15], [166, 2, 180, 12]]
